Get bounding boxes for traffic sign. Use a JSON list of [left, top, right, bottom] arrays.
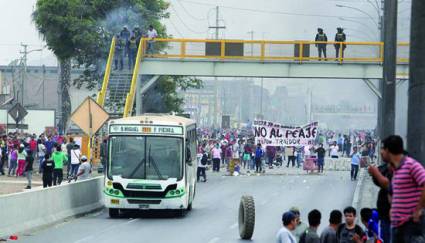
[[8, 103, 28, 123], [7, 124, 28, 129], [70, 97, 109, 135]]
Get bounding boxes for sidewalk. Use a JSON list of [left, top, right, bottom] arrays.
[[353, 168, 379, 211], [0, 168, 102, 195]]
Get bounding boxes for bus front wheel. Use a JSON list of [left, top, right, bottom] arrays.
[[109, 208, 120, 218]]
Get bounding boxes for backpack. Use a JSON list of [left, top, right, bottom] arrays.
[[201, 154, 208, 165]]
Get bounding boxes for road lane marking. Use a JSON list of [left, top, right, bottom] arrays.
[[207, 237, 221, 243], [73, 218, 138, 243]]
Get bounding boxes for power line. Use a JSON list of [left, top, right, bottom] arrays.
[[175, 0, 208, 21], [170, 4, 208, 35], [179, 0, 376, 19], [167, 18, 184, 37]]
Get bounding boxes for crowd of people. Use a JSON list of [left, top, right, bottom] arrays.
[[277, 206, 377, 243], [195, 127, 378, 181], [276, 135, 425, 243], [0, 132, 92, 189]]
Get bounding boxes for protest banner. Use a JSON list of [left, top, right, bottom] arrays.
[[253, 120, 318, 147]]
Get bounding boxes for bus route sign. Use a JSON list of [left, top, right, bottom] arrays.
[[109, 125, 183, 135]]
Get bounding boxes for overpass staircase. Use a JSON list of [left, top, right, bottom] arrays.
[[97, 37, 158, 118]]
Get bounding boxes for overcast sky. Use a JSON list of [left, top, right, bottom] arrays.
[[0, 0, 411, 66]]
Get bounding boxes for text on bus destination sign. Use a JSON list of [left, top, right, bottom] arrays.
[[110, 125, 183, 135]]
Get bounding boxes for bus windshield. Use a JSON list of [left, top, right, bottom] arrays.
[[108, 136, 183, 180]]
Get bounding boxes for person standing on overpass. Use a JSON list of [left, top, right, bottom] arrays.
[[146, 25, 158, 55], [315, 28, 328, 61], [334, 28, 347, 59]]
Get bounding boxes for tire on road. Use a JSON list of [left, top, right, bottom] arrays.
[[238, 195, 255, 240], [109, 208, 120, 218]]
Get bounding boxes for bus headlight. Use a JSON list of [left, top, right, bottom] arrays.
[[166, 188, 185, 198]]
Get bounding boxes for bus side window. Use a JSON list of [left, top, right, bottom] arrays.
[[186, 129, 196, 165]]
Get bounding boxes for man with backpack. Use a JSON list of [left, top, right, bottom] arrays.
[[315, 28, 328, 61], [197, 152, 207, 182], [334, 28, 347, 59]]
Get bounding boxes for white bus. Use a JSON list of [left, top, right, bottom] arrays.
[[104, 115, 197, 217]]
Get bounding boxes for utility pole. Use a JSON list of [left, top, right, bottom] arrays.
[[380, 0, 397, 139], [42, 65, 46, 108], [19, 43, 42, 107], [260, 78, 263, 117], [247, 30, 254, 56], [407, 0, 425, 164], [209, 6, 226, 128], [20, 44, 28, 106]]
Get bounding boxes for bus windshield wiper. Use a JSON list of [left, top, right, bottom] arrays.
[[148, 145, 164, 180], [128, 158, 145, 178]]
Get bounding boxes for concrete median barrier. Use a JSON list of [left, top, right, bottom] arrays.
[[324, 158, 351, 171], [0, 176, 104, 237]]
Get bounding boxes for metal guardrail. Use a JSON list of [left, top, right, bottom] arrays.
[[99, 38, 409, 118], [97, 37, 116, 107], [140, 38, 409, 64]]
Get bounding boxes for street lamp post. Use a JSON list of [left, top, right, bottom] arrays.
[[336, 4, 380, 29]]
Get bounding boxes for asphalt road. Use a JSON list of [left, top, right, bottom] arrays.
[[19, 170, 356, 243]]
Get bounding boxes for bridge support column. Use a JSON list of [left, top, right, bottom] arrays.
[[407, 0, 425, 165], [381, 0, 398, 139]]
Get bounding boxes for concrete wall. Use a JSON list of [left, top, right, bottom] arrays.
[[0, 177, 104, 237]]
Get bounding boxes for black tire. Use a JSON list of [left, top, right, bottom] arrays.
[[238, 195, 255, 240], [109, 208, 120, 218]]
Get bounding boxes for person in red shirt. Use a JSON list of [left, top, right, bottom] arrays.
[[29, 136, 37, 157]]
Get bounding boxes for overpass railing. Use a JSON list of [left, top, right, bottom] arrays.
[[141, 38, 409, 64]]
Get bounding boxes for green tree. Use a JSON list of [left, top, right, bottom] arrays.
[[33, 0, 200, 131]]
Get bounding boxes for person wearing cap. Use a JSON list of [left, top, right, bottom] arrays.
[[315, 28, 328, 61], [334, 27, 347, 60], [76, 156, 91, 181], [290, 207, 309, 242], [276, 211, 298, 243], [120, 25, 131, 57], [276, 211, 297, 243]]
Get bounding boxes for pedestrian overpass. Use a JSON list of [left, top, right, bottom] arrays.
[[97, 38, 410, 117]]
